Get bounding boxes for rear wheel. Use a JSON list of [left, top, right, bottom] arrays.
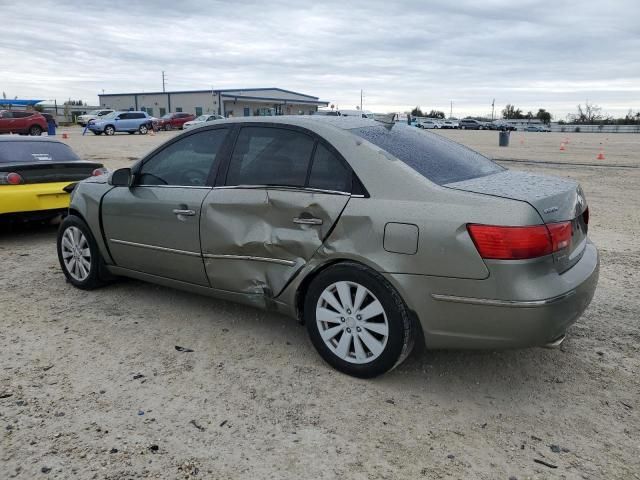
[[57, 215, 109, 290], [138, 124, 148, 134], [164, 123, 172, 131], [304, 263, 414, 378], [104, 125, 115, 136], [29, 125, 43, 136]]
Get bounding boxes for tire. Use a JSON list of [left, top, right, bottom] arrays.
[[164, 124, 172, 131], [104, 125, 115, 136], [138, 124, 148, 135], [304, 262, 415, 378], [29, 125, 43, 136], [57, 215, 108, 290]]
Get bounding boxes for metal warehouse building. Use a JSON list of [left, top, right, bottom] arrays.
[[98, 88, 329, 118]]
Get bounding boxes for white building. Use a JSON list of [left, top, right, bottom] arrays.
[[98, 88, 329, 118]]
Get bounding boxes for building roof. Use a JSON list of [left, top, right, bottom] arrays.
[[98, 87, 320, 100], [0, 99, 44, 106]]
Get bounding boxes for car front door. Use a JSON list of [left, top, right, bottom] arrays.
[[200, 125, 353, 296], [101, 127, 230, 285]]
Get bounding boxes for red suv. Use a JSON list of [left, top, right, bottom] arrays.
[[155, 112, 196, 131], [0, 110, 48, 136]]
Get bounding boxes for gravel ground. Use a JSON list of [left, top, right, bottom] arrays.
[[1, 127, 638, 479]]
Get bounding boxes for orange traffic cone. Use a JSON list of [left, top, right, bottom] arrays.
[[560, 143, 566, 151], [596, 148, 605, 160]]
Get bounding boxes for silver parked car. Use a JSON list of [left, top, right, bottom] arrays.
[[56, 116, 599, 377], [183, 114, 224, 129]]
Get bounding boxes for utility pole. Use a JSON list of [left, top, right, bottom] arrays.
[[491, 98, 495, 121], [360, 90, 363, 112], [450, 100, 453, 119], [162, 71, 166, 93]]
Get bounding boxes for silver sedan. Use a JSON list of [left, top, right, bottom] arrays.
[[56, 116, 599, 377]]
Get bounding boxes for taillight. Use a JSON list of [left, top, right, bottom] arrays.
[[92, 168, 109, 176], [467, 221, 572, 260], [0, 172, 24, 185]]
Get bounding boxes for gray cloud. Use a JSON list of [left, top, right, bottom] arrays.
[[1, 0, 639, 118]]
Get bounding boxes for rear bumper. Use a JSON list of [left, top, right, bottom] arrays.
[[385, 241, 599, 349], [0, 182, 71, 215]]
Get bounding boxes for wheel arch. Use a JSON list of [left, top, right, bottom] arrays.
[[293, 258, 391, 324]]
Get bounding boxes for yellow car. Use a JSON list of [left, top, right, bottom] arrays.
[[0, 137, 106, 221]]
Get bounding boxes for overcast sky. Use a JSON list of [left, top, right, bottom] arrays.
[[1, 0, 638, 119]]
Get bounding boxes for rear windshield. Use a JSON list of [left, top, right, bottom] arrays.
[[350, 125, 503, 185], [0, 141, 81, 163]]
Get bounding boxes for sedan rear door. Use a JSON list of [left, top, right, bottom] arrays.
[[201, 125, 353, 296], [101, 127, 230, 285]]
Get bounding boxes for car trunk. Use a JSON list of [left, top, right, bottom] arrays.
[[445, 170, 589, 272], [1, 161, 103, 184]]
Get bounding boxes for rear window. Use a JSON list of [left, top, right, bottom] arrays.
[[350, 125, 503, 185], [0, 141, 81, 163]]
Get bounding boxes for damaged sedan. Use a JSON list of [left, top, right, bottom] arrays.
[[56, 116, 599, 377]]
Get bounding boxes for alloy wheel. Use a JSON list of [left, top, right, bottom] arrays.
[[61, 226, 91, 281], [316, 281, 389, 364]]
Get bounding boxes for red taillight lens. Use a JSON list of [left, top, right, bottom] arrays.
[[467, 221, 572, 260], [0, 172, 24, 185], [92, 168, 109, 176]]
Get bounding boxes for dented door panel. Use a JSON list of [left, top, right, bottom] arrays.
[[200, 187, 349, 296]]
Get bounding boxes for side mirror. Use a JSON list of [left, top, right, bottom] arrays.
[[109, 168, 132, 187]]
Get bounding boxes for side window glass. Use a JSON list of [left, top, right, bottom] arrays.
[[226, 127, 314, 187], [137, 129, 228, 186], [308, 143, 352, 193], [117, 113, 127, 120]]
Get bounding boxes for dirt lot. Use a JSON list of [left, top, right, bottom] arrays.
[[1, 127, 639, 479]]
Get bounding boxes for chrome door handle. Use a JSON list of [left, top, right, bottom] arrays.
[[293, 216, 323, 225], [173, 209, 196, 216]]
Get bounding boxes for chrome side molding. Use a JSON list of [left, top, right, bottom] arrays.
[[431, 290, 576, 308], [202, 253, 296, 267], [109, 239, 201, 257]]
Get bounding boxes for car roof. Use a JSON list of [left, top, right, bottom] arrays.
[[204, 114, 379, 131], [0, 136, 64, 143]]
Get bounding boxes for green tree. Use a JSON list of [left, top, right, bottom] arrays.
[[502, 104, 524, 119], [411, 106, 424, 117], [536, 108, 552, 124], [427, 110, 445, 119]]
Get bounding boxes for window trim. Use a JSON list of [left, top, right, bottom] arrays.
[[131, 125, 232, 188], [217, 122, 368, 196]]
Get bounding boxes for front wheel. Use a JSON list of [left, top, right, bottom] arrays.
[[57, 215, 108, 290], [304, 263, 415, 378], [138, 124, 148, 134], [104, 125, 115, 136], [164, 124, 172, 131]]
